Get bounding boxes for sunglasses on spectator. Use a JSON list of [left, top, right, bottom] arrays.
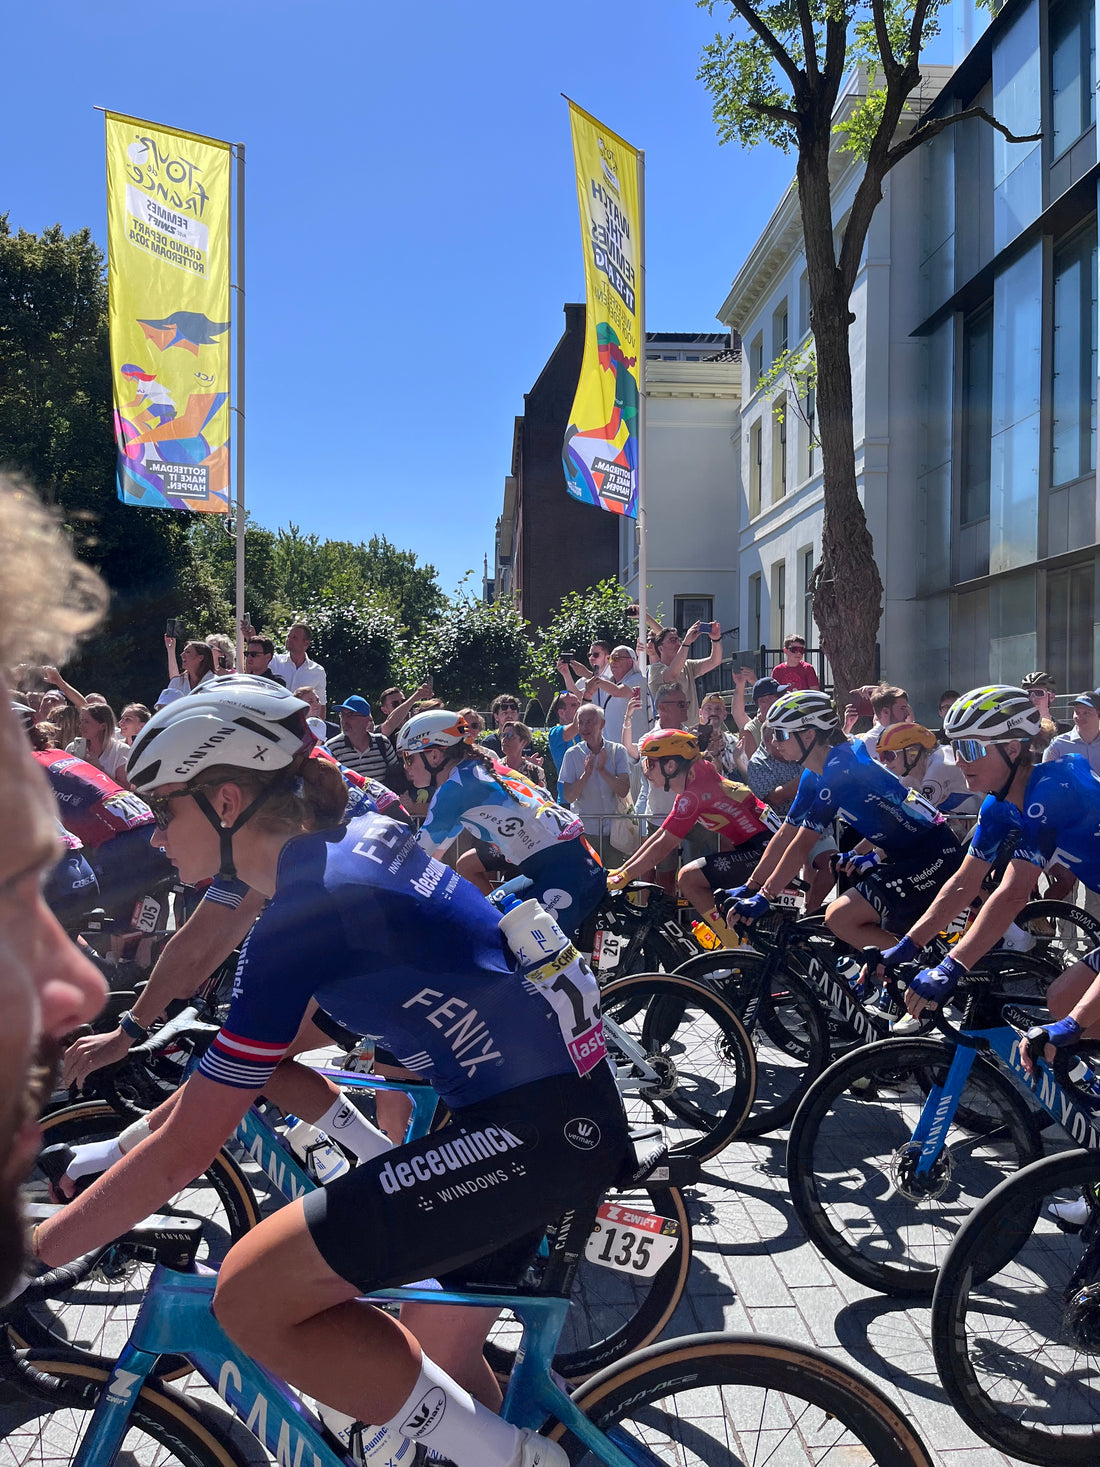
[[661, 699, 688, 708], [497, 703, 519, 713], [951, 738, 1015, 762]]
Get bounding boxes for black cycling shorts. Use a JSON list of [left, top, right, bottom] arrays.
[[856, 828, 963, 934], [303, 1065, 628, 1292], [692, 832, 771, 892]]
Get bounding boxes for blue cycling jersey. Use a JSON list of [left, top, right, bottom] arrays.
[[786, 739, 948, 852], [419, 758, 584, 866], [968, 755, 1100, 891], [197, 812, 576, 1107]]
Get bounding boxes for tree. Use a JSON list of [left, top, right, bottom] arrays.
[[697, 1, 1037, 698], [532, 579, 641, 685], [402, 593, 533, 708], [300, 588, 406, 705]]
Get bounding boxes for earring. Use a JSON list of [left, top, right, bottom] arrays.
[[220, 820, 230, 829]]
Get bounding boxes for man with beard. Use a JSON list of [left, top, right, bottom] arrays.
[[0, 477, 108, 1296]]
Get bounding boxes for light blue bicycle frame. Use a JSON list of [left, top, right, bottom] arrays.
[[229, 1071, 440, 1203], [907, 1022, 1100, 1179], [70, 1265, 650, 1467]]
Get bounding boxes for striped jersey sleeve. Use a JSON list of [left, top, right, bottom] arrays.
[[197, 1029, 290, 1090]]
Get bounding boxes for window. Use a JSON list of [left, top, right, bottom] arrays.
[[798, 271, 810, 338], [749, 573, 762, 649], [674, 596, 714, 657], [960, 303, 993, 524], [804, 386, 817, 479], [749, 332, 764, 386], [1052, 220, 1098, 488], [749, 420, 762, 517], [771, 563, 786, 646], [772, 301, 789, 362], [1047, 562, 1094, 692], [1050, 0, 1096, 158], [799, 548, 815, 639], [772, 396, 787, 501]]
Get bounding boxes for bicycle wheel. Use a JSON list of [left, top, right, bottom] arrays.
[[484, 1181, 691, 1384], [12, 1101, 259, 1369], [0, 1349, 254, 1467], [787, 1037, 1044, 1295], [675, 949, 830, 1136], [552, 1332, 934, 1466], [932, 1148, 1100, 1465], [599, 972, 756, 1160], [1017, 899, 1100, 971]]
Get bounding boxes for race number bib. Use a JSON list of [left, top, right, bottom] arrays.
[[524, 944, 608, 1077], [584, 1201, 680, 1276]]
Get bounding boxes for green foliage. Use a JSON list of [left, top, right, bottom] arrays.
[[697, 24, 799, 152], [532, 579, 640, 684], [299, 591, 406, 706], [401, 595, 533, 709], [756, 342, 818, 437]]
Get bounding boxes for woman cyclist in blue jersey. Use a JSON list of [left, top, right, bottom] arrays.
[[396, 708, 607, 937], [887, 688, 1100, 1081], [722, 689, 964, 952], [32, 683, 625, 1467]]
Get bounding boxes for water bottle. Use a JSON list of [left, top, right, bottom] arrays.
[[284, 1118, 351, 1183], [836, 956, 864, 997], [496, 897, 570, 968], [315, 1405, 414, 1466], [691, 919, 723, 951], [1069, 1060, 1100, 1100]]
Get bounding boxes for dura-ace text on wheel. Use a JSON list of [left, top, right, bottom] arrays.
[[787, 1037, 1044, 1295], [932, 1147, 1100, 1465], [553, 1332, 936, 1467]]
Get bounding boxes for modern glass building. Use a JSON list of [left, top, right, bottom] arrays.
[[914, 0, 1099, 695]]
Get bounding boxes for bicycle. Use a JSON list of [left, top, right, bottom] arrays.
[[785, 970, 1100, 1296], [0, 1159, 936, 1467], [931, 1144, 1100, 1465], [17, 1019, 697, 1386]]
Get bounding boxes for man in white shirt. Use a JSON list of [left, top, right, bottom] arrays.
[[269, 622, 327, 711], [560, 704, 631, 863], [1045, 690, 1100, 776], [580, 645, 651, 744]]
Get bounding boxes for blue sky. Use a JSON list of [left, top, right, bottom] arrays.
[[8, 3, 805, 592]]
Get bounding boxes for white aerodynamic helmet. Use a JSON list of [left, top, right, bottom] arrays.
[[395, 710, 476, 756], [942, 686, 1041, 743], [764, 688, 839, 734], [127, 675, 313, 794]]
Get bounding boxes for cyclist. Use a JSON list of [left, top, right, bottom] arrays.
[[396, 708, 606, 937], [723, 689, 965, 952], [889, 690, 1100, 1065], [874, 722, 979, 818], [606, 727, 778, 942], [31, 744, 174, 927], [33, 684, 624, 1467]]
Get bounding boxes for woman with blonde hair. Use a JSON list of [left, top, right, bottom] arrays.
[[67, 702, 129, 784]]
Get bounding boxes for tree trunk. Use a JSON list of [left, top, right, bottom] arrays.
[[795, 121, 884, 709]]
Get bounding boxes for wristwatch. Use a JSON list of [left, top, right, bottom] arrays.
[[118, 1010, 150, 1042]]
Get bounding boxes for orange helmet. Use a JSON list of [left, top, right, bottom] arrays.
[[876, 723, 937, 756], [638, 728, 700, 762]]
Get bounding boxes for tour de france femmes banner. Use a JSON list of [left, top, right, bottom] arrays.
[[106, 112, 231, 512], [563, 102, 642, 518]]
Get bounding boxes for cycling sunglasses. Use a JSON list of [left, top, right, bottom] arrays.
[[876, 749, 902, 764], [146, 787, 205, 830], [951, 737, 1014, 762]]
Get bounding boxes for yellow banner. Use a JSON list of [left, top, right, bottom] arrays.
[[563, 102, 642, 518], [106, 112, 232, 512]]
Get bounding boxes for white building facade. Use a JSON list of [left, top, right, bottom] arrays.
[[619, 334, 742, 646], [718, 67, 955, 712]]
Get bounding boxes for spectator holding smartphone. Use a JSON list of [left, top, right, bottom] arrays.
[[646, 619, 724, 725], [158, 635, 216, 707]]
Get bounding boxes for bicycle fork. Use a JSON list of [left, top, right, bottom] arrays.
[[907, 1041, 980, 1182]]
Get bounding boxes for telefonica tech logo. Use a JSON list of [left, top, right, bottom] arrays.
[[564, 1117, 601, 1151]]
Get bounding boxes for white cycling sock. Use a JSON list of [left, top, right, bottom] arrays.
[[315, 1097, 393, 1162], [385, 1353, 520, 1466]]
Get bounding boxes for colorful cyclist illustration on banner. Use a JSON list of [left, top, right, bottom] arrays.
[[105, 113, 232, 513], [562, 102, 642, 519]]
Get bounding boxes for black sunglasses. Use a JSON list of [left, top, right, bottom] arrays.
[[146, 788, 201, 830]]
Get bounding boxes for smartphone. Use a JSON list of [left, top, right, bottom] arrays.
[[710, 621, 721, 637], [425, 675, 434, 693], [174, 618, 187, 638]]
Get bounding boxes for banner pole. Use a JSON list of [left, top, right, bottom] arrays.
[[635, 148, 648, 676], [233, 142, 246, 667]]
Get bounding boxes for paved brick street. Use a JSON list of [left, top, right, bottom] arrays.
[[1, 1062, 1040, 1465]]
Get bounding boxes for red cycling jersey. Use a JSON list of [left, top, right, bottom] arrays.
[[661, 760, 772, 845], [33, 749, 154, 848]]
